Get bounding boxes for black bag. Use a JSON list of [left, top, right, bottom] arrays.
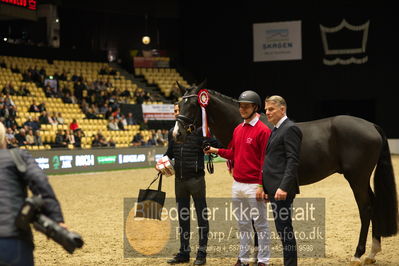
[[135, 173, 166, 220]]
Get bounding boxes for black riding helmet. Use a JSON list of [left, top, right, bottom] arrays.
[[238, 90, 262, 111]]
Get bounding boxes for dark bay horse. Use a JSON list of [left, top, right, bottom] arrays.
[[173, 84, 398, 265]]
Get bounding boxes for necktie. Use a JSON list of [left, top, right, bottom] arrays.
[[270, 127, 277, 139]]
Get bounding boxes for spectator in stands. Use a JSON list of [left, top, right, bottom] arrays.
[[44, 85, 53, 98], [131, 132, 145, 146], [65, 130, 75, 146], [99, 67, 108, 75], [61, 85, 72, 97], [53, 71, 60, 81], [144, 91, 153, 102], [74, 130, 83, 148], [28, 100, 40, 112], [119, 87, 131, 97], [85, 108, 99, 119], [105, 106, 113, 120], [49, 112, 58, 126], [7, 105, 17, 121], [112, 107, 121, 119], [34, 130, 43, 146], [162, 129, 169, 141], [3, 116, 17, 130], [31, 117, 41, 132], [105, 78, 113, 88], [74, 80, 86, 101], [155, 129, 167, 146], [62, 92, 73, 104], [54, 130, 67, 148], [108, 137, 116, 147], [38, 102, 47, 112], [3, 94, 15, 108], [109, 68, 116, 75], [108, 96, 119, 111], [0, 103, 8, 118], [135, 90, 145, 104], [119, 114, 128, 128], [146, 133, 157, 146], [59, 71, 67, 81], [56, 112, 65, 125], [5, 127, 18, 148], [92, 132, 108, 147], [69, 119, 80, 132], [23, 116, 34, 129], [25, 129, 35, 145], [39, 66, 46, 78], [2, 83, 16, 95], [90, 104, 100, 116], [22, 125, 30, 133], [71, 73, 80, 82], [91, 134, 102, 148], [18, 85, 31, 96], [80, 99, 90, 114], [126, 112, 137, 125], [5, 127, 14, 141], [14, 128, 28, 146], [94, 91, 106, 108], [140, 119, 149, 130], [117, 117, 126, 131], [39, 111, 50, 125], [107, 117, 119, 131], [99, 103, 108, 117], [22, 70, 33, 82]]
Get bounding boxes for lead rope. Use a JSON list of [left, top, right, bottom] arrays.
[[206, 153, 217, 174]]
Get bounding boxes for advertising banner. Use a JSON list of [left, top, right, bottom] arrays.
[[253, 20, 302, 62], [142, 104, 174, 121], [30, 147, 167, 175]]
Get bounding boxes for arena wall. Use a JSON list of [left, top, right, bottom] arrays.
[[29, 147, 167, 175]]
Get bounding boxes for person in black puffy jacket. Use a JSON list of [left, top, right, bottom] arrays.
[[0, 122, 65, 266], [161, 102, 220, 265]]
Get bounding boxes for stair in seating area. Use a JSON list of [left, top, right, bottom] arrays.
[[109, 62, 171, 103]]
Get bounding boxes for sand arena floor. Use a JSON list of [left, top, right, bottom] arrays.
[[34, 156, 399, 265]]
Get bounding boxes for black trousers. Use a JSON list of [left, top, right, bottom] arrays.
[[270, 197, 297, 266], [175, 175, 209, 255]]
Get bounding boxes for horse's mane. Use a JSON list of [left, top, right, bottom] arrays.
[[208, 89, 238, 106]]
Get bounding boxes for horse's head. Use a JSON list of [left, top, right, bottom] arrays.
[[173, 80, 206, 143]]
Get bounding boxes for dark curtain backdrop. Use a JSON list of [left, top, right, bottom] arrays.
[[178, 2, 398, 137]]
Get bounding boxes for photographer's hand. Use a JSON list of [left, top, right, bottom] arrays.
[[59, 222, 68, 229]]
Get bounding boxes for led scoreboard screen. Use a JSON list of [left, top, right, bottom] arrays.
[[0, 0, 37, 10]]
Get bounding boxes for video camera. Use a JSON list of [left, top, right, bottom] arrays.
[[15, 196, 84, 254]]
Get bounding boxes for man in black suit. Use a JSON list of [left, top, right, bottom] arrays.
[[262, 95, 302, 266]]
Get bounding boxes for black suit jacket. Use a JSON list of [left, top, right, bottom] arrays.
[[262, 118, 302, 199]]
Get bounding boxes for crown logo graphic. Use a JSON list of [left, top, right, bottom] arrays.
[[320, 19, 370, 65]]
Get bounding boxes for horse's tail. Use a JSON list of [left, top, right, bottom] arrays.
[[373, 124, 398, 237]]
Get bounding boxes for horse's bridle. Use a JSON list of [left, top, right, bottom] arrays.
[[177, 92, 217, 175], [177, 94, 200, 134]]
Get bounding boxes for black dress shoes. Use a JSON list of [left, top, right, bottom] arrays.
[[167, 253, 190, 264], [194, 252, 206, 265]]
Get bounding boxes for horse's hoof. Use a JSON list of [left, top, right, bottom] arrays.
[[364, 257, 376, 264], [349, 260, 361, 266]]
